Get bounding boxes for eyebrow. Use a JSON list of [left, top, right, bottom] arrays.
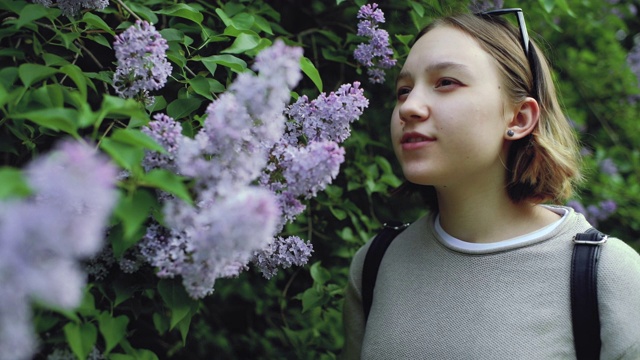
[[395, 61, 472, 86]]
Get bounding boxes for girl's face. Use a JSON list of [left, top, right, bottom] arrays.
[[391, 25, 513, 190]]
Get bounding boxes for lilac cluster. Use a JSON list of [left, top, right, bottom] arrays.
[[567, 199, 618, 226], [33, 0, 108, 17], [139, 41, 306, 298], [468, 0, 504, 12], [141, 113, 182, 172], [353, 3, 397, 84], [628, 42, 640, 103], [285, 82, 369, 143], [0, 141, 117, 360], [113, 20, 172, 104], [281, 141, 345, 199], [599, 157, 619, 176], [254, 236, 314, 279]]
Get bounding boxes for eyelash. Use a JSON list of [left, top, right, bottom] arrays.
[[395, 78, 461, 99]]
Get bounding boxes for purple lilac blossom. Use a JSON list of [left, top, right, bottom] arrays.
[[0, 141, 117, 360], [162, 188, 279, 298], [32, 0, 108, 17], [468, 0, 504, 12], [253, 236, 314, 279], [285, 82, 369, 144], [113, 20, 172, 102], [176, 40, 302, 197], [142, 113, 182, 172], [599, 158, 619, 175], [354, 3, 397, 84], [281, 141, 346, 199], [628, 42, 640, 100]]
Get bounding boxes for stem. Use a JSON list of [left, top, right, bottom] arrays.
[[75, 40, 104, 69], [114, 0, 143, 22]]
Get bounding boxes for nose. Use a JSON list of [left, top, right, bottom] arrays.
[[398, 90, 429, 124]]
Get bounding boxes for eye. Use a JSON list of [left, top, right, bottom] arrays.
[[435, 78, 461, 89], [396, 87, 411, 100]]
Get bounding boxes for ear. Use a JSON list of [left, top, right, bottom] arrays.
[[505, 97, 540, 140]]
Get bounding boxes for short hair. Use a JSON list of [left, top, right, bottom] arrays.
[[395, 13, 583, 208]]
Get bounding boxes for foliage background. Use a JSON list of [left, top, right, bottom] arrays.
[[1, 0, 639, 359]]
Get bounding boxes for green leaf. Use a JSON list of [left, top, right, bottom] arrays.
[[11, 108, 79, 137], [300, 57, 322, 92], [160, 28, 185, 43], [157, 4, 203, 24], [141, 169, 192, 205], [301, 287, 326, 313], [63, 322, 98, 360], [222, 32, 261, 54], [157, 279, 199, 330], [16, 4, 49, 29], [200, 54, 247, 73], [100, 138, 144, 172], [113, 189, 157, 246], [18, 63, 58, 87], [395, 34, 414, 47], [111, 128, 166, 154], [310, 262, 331, 285], [0, 167, 32, 199], [59, 64, 87, 100], [410, 1, 425, 17], [329, 206, 347, 220], [126, 3, 158, 23], [97, 312, 129, 354], [166, 98, 202, 119], [539, 0, 555, 12], [230, 13, 255, 30], [188, 75, 213, 100], [82, 12, 115, 35]]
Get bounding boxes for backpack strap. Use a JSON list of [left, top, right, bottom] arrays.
[[571, 228, 607, 360], [362, 221, 409, 322]]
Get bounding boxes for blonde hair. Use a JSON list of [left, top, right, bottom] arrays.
[[398, 13, 582, 206]]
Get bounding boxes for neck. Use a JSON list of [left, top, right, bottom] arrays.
[[435, 182, 559, 243]]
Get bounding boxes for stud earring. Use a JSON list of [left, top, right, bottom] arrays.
[[506, 129, 515, 137]]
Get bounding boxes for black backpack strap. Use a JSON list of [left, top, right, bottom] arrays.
[[571, 227, 607, 360], [362, 221, 409, 322]]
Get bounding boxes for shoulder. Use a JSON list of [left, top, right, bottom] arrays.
[[597, 236, 640, 359]]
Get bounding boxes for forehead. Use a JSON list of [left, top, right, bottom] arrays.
[[401, 25, 498, 77]]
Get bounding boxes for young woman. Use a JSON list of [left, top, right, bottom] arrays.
[[342, 10, 640, 359]]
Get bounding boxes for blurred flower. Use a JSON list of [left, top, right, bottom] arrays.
[[0, 141, 117, 360], [112, 20, 172, 103], [281, 141, 346, 199], [354, 3, 397, 84], [628, 42, 640, 92], [599, 157, 618, 176], [567, 198, 617, 227], [254, 236, 314, 279], [32, 0, 108, 17], [469, 0, 504, 13]]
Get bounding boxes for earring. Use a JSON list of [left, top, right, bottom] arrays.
[[506, 129, 515, 137]]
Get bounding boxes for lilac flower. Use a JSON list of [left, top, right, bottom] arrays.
[[281, 140, 346, 199], [32, 0, 108, 17], [113, 20, 172, 102], [142, 113, 182, 172], [354, 3, 397, 84], [254, 236, 314, 279], [285, 82, 369, 144], [628, 42, 640, 90], [469, 0, 504, 13], [599, 157, 618, 175], [0, 141, 117, 360], [160, 188, 280, 298], [176, 40, 302, 198]]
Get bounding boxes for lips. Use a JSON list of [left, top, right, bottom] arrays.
[[400, 132, 435, 150]]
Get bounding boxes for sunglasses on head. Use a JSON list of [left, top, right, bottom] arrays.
[[477, 8, 540, 101]]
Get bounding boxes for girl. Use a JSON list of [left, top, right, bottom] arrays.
[[342, 10, 640, 359]]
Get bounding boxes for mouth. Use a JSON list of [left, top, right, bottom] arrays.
[[400, 132, 435, 144]]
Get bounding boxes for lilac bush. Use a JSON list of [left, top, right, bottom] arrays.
[[32, 0, 109, 17], [0, 141, 117, 360], [113, 20, 172, 104], [567, 199, 618, 227], [353, 3, 397, 84]]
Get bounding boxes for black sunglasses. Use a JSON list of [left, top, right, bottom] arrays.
[[477, 8, 540, 100]]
